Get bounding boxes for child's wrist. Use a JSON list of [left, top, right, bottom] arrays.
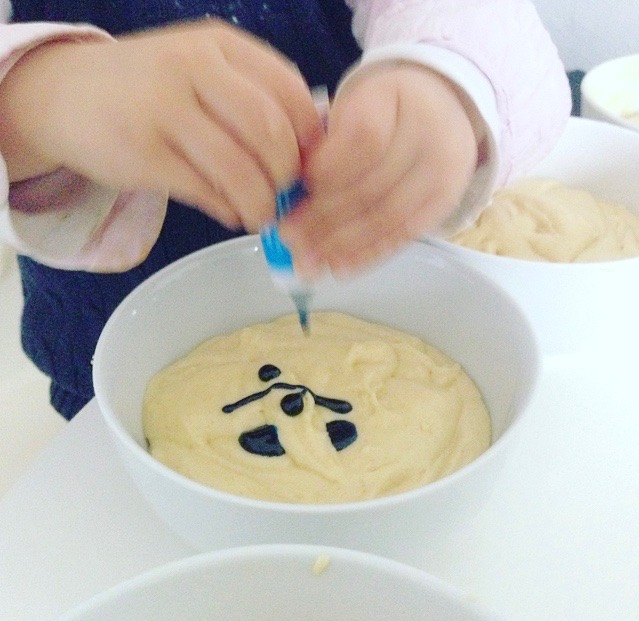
[[0, 25, 113, 183]]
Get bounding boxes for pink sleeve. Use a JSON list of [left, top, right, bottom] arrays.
[[0, 21, 167, 272], [346, 0, 572, 185]]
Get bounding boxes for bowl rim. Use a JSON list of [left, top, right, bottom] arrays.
[[581, 54, 639, 131], [93, 235, 540, 514], [582, 52, 639, 82], [58, 544, 499, 620]]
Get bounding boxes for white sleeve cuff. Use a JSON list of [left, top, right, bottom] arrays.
[[338, 42, 501, 235], [1, 167, 119, 262]]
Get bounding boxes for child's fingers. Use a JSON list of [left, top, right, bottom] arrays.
[[3, 20, 320, 233], [194, 67, 303, 193], [166, 104, 274, 231], [315, 163, 446, 269], [295, 114, 419, 236], [281, 87, 420, 251], [287, 114, 472, 274], [289, 159, 429, 271], [118, 20, 319, 199], [212, 22, 321, 151], [304, 80, 397, 194], [154, 146, 243, 230]]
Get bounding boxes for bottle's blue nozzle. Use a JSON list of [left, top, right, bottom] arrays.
[[260, 85, 329, 334], [291, 290, 311, 334]]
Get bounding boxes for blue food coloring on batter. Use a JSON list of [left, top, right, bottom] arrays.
[[280, 391, 305, 416], [326, 420, 358, 451], [222, 381, 352, 416], [239, 424, 285, 457], [224, 364, 357, 458], [258, 364, 281, 382]]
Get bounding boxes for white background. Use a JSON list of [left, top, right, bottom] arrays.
[[533, 0, 639, 70], [1, 0, 639, 498]]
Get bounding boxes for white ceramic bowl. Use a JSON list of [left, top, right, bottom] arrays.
[[59, 545, 502, 621], [427, 117, 639, 356], [581, 54, 639, 131], [93, 236, 539, 563]]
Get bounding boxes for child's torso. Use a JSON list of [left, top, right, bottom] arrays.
[[11, 0, 361, 93], [11, 0, 361, 419]]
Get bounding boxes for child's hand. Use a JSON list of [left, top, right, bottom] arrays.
[[281, 63, 479, 276], [0, 20, 321, 231]]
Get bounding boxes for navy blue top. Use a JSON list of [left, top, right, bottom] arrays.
[[11, 0, 361, 419]]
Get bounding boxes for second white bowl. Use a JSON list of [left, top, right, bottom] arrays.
[[59, 545, 501, 621], [428, 117, 639, 356], [581, 54, 639, 131]]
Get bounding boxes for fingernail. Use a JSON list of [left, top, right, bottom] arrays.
[[294, 248, 323, 280], [330, 259, 356, 280]]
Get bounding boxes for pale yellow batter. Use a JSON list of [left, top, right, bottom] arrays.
[[451, 178, 639, 262], [142, 312, 491, 504], [624, 110, 639, 127]]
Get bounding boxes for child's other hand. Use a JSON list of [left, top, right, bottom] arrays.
[[281, 64, 479, 276], [0, 20, 321, 231]]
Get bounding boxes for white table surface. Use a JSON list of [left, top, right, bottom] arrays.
[[1, 350, 638, 621]]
